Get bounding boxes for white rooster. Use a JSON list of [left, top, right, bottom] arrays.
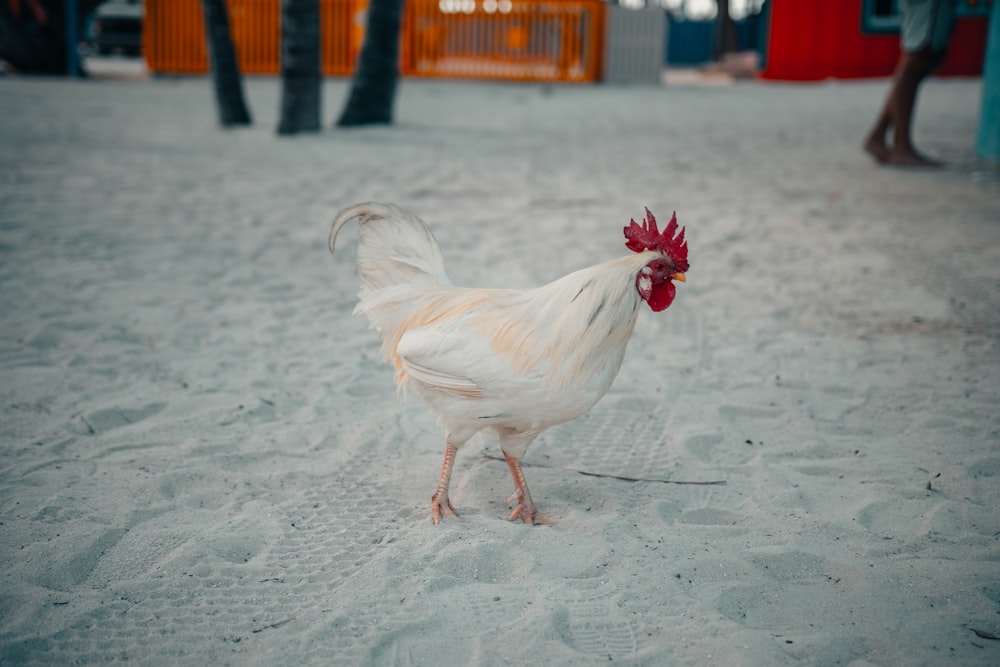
[[330, 203, 689, 525]]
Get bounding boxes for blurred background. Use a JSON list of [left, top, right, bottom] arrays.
[[0, 0, 990, 82]]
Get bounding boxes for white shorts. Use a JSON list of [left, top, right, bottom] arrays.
[[900, 0, 956, 53]]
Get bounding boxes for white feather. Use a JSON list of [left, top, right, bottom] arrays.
[[331, 203, 663, 448]]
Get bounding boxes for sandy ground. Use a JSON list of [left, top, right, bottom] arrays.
[[1, 62, 999, 665]]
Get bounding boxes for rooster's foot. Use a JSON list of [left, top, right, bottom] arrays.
[[431, 494, 460, 524], [507, 502, 556, 526], [431, 442, 461, 525]]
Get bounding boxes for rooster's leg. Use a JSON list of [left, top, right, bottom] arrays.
[[430, 443, 460, 524], [502, 449, 556, 525]]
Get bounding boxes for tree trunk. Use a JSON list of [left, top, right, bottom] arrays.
[[336, 0, 404, 127], [0, 0, 102, 75], [712, 0, 738, 61], [277, 0, 321, 135], [200, 0, 252, 127]]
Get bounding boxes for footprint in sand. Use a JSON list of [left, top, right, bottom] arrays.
[[429, 541, 517, 586], [683, 432, 724, 462], [549, 588, 638, 659], [682, 431, 761, 467], [748, 551, 831, 584], [540, 401, 684, 481], [71, 402, 166, 435], [715, 551, 854, 625], [965, 455, 1000, 479], [678, 506, 746, 527]]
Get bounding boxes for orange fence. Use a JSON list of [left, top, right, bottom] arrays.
[[144, 0, 607, 83]]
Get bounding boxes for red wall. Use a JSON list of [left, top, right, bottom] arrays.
[[761, 0, 988, 81]]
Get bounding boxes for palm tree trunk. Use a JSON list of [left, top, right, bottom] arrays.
[[277, 0, 321, 134], [200, 0, 252, 127], [336, 0, 404, 127], [712, 0, 738, 61]]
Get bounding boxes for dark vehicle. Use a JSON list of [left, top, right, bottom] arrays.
[[87, 0, 143, 56]]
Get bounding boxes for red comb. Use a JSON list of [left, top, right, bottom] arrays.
[[624, 208, 689, 273]]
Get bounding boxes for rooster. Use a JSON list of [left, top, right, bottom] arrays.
[[330, 203, 689, 525]]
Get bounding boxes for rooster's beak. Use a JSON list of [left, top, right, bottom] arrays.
[[671, 273, 686, 283]]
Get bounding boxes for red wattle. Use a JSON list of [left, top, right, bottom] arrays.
[[646, 281, 676, 312]]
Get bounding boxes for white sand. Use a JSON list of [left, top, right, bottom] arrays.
[[1, 65, 998, 665]]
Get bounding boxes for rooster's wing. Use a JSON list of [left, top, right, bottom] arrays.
[[396, 323, 540, 402]]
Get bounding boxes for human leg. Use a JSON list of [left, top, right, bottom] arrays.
[[863, 0, 954, 165], [886, 48, 944, 166]]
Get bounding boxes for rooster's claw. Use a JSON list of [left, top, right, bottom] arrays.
[[507, 503, 556, 526], [431, 495, 460, 524]]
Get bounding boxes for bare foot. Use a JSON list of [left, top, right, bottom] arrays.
[[863, 134, 890, 163], [885, 148, 943, 167]]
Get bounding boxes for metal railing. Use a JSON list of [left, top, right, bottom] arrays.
[[143, 0, 607, 83]]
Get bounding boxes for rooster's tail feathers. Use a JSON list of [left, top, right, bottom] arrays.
[[330, 202, 451, 292]]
